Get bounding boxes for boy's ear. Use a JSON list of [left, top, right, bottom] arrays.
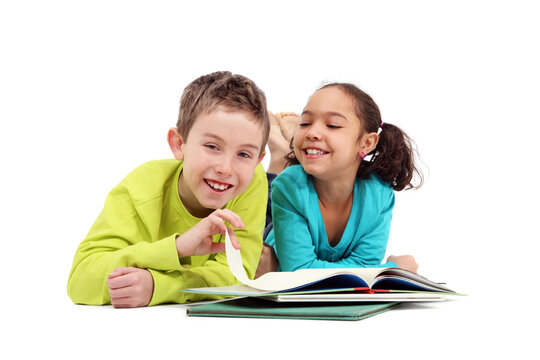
[[168, 128, 185, 161], [359, 132, 379, 157], [256, 150, 266, 165]]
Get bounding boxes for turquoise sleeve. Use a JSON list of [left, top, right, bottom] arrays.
[[272, 173, 395, 271]]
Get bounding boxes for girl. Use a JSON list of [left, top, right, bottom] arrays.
[[264, 83, 422, 272]]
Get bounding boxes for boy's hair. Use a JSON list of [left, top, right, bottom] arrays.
[[177, 71, 270, 156], [286, 82, 423, 191]]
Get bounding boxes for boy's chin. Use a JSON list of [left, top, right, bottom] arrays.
[[199, 185, 246, 211], [200, 196, 234, 211]]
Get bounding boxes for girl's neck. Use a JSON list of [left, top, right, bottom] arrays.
[[312, 175, 355, 207], [314, 175, 355, 248]]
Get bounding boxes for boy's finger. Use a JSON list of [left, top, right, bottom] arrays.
[[109, 285, 134, 299], [108, 267, 136, 279], [213, 209, 244, 229], [227, 227, 242, 250], [210, 243, 226, 254], [111, 297, 134, 308], [108, 270, 125, 279], [107, 271, 138, 289], [207, 214, 230, 237]]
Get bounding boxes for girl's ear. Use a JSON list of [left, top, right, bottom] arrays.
[[359, 132, 379, 157], [168, 128, 185, 161]]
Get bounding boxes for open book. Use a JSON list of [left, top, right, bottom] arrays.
[[183, 231, 458, 301]]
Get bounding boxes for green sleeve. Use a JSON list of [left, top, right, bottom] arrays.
[[67, 184, 185, 305], [67, 164, 267, 305], [167, 165, 268, 304]]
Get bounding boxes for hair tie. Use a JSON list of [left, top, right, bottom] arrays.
[[377, 121, 384, 135]]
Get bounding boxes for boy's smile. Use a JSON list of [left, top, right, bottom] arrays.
[[204, 179, 233, 192], [171, 106, 265, 218], [200, 177, 234, 199]]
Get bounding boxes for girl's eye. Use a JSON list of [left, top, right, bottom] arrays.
[[327, 124, 341, 129]]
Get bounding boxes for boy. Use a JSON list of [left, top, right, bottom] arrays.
[[67, 71, 270, 307]]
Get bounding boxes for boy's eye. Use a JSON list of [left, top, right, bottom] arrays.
[[299, 122, 311, 127], [238, 152, 252, 159], [205, 144, 219, 151]]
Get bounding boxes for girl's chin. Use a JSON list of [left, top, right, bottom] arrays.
[[299, 163, 325, 174]]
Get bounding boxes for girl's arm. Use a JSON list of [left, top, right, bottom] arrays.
[[272, 173, 396, 271]]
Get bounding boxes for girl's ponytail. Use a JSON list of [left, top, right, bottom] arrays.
[[319, 82, 423, 191], [285, 82, 423, 191], [360, 122, 423, 191]]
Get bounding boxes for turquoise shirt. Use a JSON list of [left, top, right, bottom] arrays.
[[265, 165, 397, 271]]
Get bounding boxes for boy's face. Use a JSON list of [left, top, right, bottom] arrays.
[[171, 106, 265, 218]]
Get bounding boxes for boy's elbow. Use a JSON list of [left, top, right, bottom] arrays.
[[67, 274, 110, 306]]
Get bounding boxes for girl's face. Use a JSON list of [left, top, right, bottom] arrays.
[[293, 86, 367, 182]]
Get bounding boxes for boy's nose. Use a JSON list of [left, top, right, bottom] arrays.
[[214, 157, 233, 176]]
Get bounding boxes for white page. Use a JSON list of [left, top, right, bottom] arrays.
[[270, 293, 446, 302], [225, 230, 383, 291]]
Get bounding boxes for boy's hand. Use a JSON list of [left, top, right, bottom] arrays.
[[387, 255, 419, 273], [107, 267, 154, 308], [254, 242, 278, 278], [175, 209, 243, 258]]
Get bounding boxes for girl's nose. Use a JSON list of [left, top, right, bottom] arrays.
[[305, 123, 323, 141]]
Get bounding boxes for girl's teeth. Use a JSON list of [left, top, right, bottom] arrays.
[[306, 149, 325, 155]]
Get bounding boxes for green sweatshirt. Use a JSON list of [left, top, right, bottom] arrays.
[[67, 159, 267, 305]]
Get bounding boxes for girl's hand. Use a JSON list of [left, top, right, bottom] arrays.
[[387, 255, 418, 273], [175, 209, 243, 258], [107, 267, 154, 308], [255, 242, 278, 278]]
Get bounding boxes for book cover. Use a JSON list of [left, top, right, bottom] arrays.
[[187, 297, 400, 321]]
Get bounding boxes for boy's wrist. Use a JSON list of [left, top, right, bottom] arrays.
[[175, 234, 185, 258]]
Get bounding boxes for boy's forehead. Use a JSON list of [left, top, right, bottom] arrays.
[[203, 104, 255, 118], [197, 106, 260, 126], [194, 106, 264, 148]]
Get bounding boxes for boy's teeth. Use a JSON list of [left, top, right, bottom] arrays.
[[306, 149, 325, 155], [207, 180, 230, 190]]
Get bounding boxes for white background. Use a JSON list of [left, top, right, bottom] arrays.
[[1, 1, 538, 358]]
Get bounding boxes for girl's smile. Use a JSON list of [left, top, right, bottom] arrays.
[[294, 87, 364, 183], [303, 147, 329, 158]]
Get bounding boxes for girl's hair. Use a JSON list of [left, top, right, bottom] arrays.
[[286, 82, 423, 191]]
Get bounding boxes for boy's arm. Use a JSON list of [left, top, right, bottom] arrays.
[[67, 165, 267, 305], [67, 184, 185, 305], [162, 166, 267, 304]]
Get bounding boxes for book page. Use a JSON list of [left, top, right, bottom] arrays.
[[225, 230, 382, 291]]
